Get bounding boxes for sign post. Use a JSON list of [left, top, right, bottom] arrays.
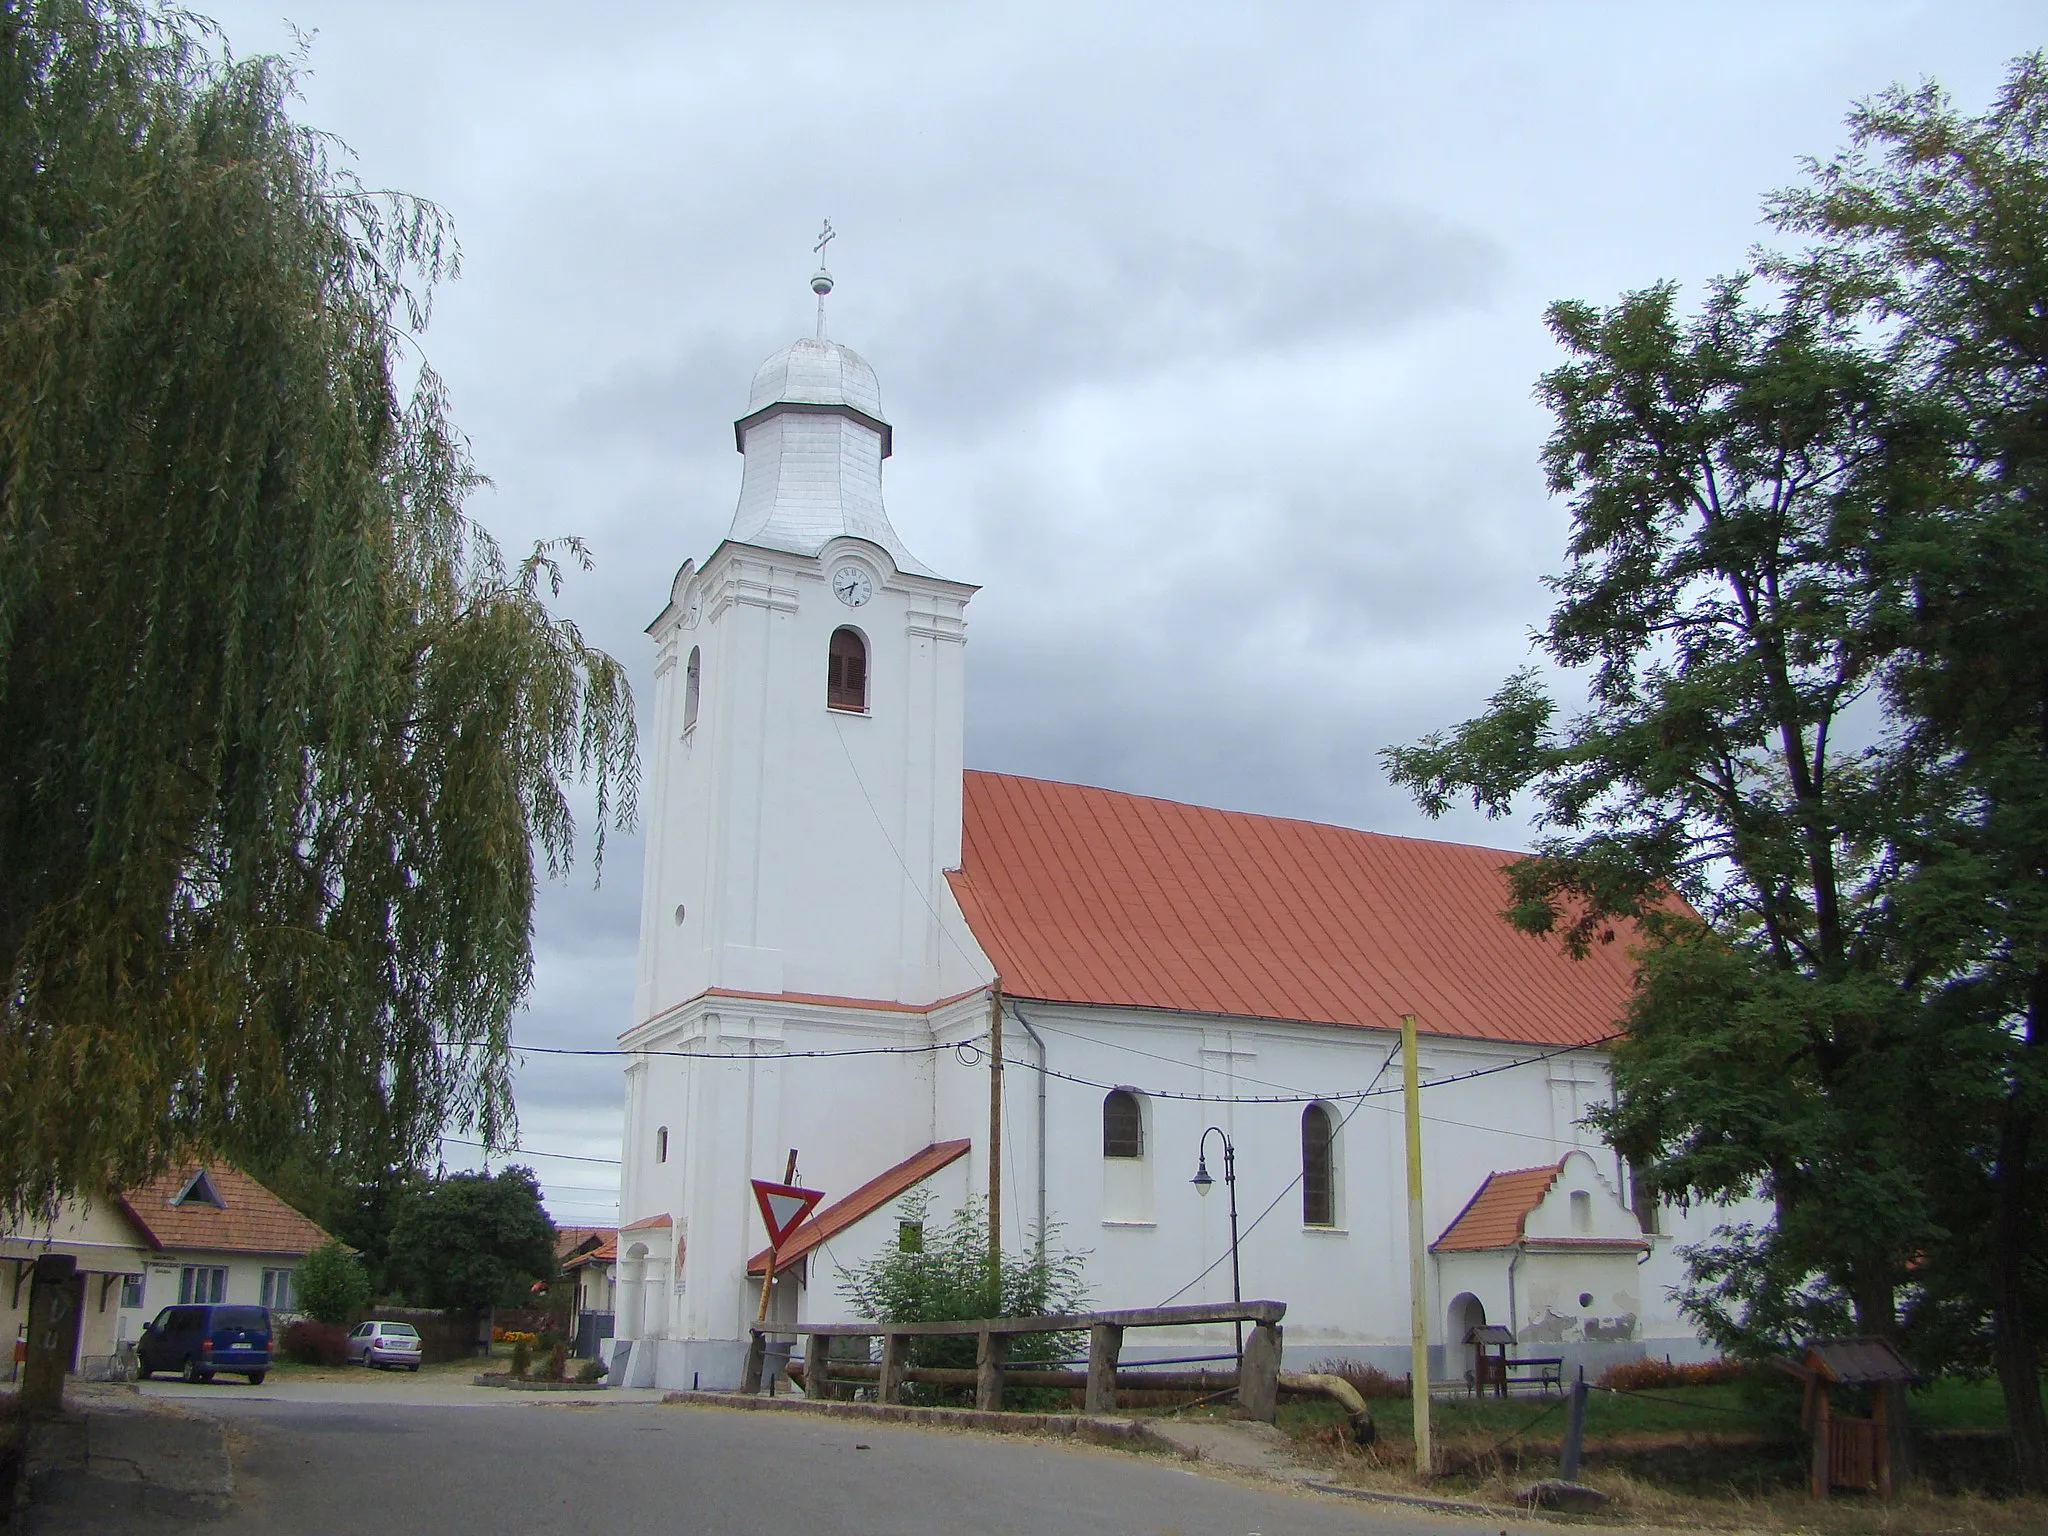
[[751, 1153, 823, 1326]]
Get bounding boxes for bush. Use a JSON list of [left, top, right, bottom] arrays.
[[575, 1357, 605, 1384], [281, 1320, 350, 1366], [1304, 1357, 1409, 1400], [509, 1338, 532, 1379], [1597, 1355, 1749, 1390], [836, 1192, 1089, 1407], [294, 1239, 371, 1326]]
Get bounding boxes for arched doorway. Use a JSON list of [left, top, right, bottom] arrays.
[[618, 1242, 649, 1338]]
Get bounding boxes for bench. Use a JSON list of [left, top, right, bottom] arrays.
[[1502, 1355, 1564, 1394]]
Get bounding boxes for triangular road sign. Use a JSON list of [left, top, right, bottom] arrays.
[[751, 1179, 824, 1251]]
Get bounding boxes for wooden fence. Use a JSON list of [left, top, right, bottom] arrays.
[[745, 1300, 1286, 1422]]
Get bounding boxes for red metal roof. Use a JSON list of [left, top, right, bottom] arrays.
[[748, 1140, 971, 1275], [1430, 1162, 1566, 1252], [119, 1165, 331, 1257], [950, 772, 1641, 1048]]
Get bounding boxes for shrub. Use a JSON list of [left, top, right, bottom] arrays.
[[1304, 1357, 1409, 1400], [509, 1338, 532, 1378], [281, 1320, 350, 1366], [1597, 1355, 1748, 1391], [575, 1357, 605, 1384], [836, 1192, 1089, 1407], [294, 1239, 371, 1326]]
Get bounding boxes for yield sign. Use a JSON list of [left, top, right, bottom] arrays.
[[751, 1179, 824, 1251]]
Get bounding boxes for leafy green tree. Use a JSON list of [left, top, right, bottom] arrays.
[[0, 2, 635, 1221], [1384, 272, 1937, 1359], [385, 1167, 557, 1316], [294, 1238, 371, 1326], [1770, 52, 2048, 1487], [836, 1192, 1089, 1403]]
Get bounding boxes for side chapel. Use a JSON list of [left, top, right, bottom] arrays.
[[608, 264, 1747, 1391]]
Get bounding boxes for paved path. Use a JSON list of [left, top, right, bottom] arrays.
[[54, 1384, 1561, 1536]]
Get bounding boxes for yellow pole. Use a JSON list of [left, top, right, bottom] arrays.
[[1403, 1012, 1432, 1475], [988, 979, 1004, 1312]]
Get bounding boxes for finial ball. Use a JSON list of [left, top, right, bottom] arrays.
[[811, 268, 834, 296]]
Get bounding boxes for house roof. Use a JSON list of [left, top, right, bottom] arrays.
[[949, 772, 1641, 1049], [620, 1213, 672, 1233], [555, 1227, 613, 1261], [747, 1140, 971, 1275], [1803, 1337, 1916, 1386], [1431, 1162, 1568, 1252], [118, 1164, 330, 1257], [565, 1234, 616, 1268]]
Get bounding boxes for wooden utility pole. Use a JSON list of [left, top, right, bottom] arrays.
[[1402, 1012, 1433, 1475], [988, 979, 1004, 1311]]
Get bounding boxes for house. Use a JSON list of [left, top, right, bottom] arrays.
[[1, 1163, 330, 1375], [608, 281, 1767, 1391], [559, 1229, 618, 1358]]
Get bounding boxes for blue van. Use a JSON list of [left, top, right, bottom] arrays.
[[136, 1303, 273, 1383]]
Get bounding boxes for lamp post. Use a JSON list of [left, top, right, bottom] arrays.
[[1191, 1127, 1243, 1356]]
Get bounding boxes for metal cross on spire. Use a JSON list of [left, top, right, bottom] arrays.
[[811, 219, 836, 339]]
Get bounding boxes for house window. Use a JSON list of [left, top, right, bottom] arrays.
[[1570, 1190, 1592, 1234], [1102, 1090, 1144, 1159], [1301, 1103, 1336, 1227], [178, 1266, 226, 1304], [172, 1168, 225, 1208], [656, 1126, 669, 1163], [683, 647, 701, 735], [261, 1268, 297, 1312], [826, 628, 868, 712], [119, 1275, 143, 1309]]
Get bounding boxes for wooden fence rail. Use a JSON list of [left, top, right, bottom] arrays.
[[743, 1300, 1287, 1422]]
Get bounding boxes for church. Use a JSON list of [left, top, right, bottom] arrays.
[[607, 266, 1740, 1392]]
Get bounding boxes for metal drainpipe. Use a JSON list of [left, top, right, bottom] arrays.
[[1011, 1002, 1049, 1256], [1507, 1242, 1524, 1340]]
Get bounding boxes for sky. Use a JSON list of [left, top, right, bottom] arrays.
[[196, 1, 2043, 1227]]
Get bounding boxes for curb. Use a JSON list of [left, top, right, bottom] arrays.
[[1300, 1480, 1529, 1518], [472, 1374, 608, 1393], [662, 1390, 1167, 1451]]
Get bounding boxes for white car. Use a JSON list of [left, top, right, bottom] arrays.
[[345, 1321, 423, 1370]]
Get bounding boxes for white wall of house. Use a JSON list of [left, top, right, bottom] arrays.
[[127, 1251, 306, 1335]]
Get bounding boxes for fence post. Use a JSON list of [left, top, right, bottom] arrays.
[[1237, 1320, 1281, 1424], [877, 1330, 907, 1406], [1084, 1324, 1124, 1414], [1560, 1366, 1588, 1480], [741, 1328, 766, 1394], [975, 1329, 1008, 1411]]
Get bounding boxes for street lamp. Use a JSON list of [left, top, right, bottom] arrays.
[[1192, 1126, 1243, 1356]]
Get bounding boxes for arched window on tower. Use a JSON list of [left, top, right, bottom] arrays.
[[1102, 1090, 1144, 1159], [656, 1126, 669, 1164], [683, 647, 701, 735], [827, 627, 868, 712], [1301, 1103, 1336, 1226]]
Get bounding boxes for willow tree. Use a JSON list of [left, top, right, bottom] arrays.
[[0, 3, 636, 1219]]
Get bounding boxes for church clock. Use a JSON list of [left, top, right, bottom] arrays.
[[831, 565, 873, 607]]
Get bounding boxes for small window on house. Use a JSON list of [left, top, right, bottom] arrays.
[[656, 1126, 669, 1163], [1570, 1189, 1592, 1233], [897, 1221, 924, 1253], [172, 1168, 225, 1208], [119, 1275, 143, 1310], [826, 627, 868, 712], [261, 1267, 297, 1312], [178, 1266, 226, 1305], [683, 646, 701, 734], [1102, 1090, 1144, 1159], [1302, 1104, 1336, 1226]]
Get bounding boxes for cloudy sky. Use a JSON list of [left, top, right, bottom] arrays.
[[199, 1, 2041, 1225]]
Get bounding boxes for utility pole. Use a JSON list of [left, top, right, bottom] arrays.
[[1403, 1012, 1433, 1475], [988, 979, 1004, 1313]]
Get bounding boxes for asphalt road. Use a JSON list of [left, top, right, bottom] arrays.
[[92, 1390, 1549, 1536]]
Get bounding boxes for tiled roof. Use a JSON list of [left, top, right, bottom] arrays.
[[1430, 1162, 1566, 1252], [620, 1212, 672, 1232], [565, 1234, 616, 1268], [748, 1140, 971, 1275], [555, 1226, 614, 1260], [119, 1165, 330, 1257], [950, 772, 1642, 1049]]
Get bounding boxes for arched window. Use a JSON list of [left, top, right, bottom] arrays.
[[1301, 1103, 1335, 1226], [683, 647, 701, 734], [1570, 1189, 1591, 1233], [656, 1126, 669, 1164], [826, 628, 868, 711], [1102, 1090, 1144, 1159]]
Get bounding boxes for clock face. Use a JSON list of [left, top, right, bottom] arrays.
[[831, 565, 873, 607]]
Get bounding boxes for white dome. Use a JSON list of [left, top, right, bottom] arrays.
[[747, 337, 886, 422]]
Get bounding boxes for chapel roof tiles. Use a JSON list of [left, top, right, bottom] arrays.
[[950, 772, 1642, 1049], [118, 1165, 331, 1257], [1430, 1162, 1567, 1252], [747, 1140, 971, 1275]]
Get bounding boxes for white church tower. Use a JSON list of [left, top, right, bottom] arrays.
[[614, 253, 992, 1388]]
